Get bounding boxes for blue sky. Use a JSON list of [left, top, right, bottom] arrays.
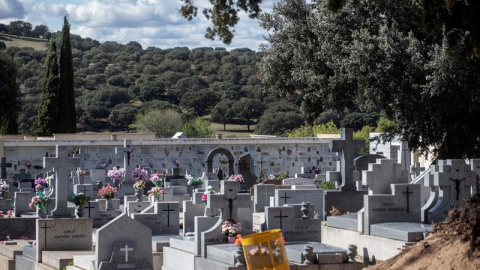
[[0, 0, 272, 51]]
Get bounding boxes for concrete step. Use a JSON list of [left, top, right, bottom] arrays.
[[0, 254, 15, 270], [14, 254, 35, 270], [42, 250, 94, 270]]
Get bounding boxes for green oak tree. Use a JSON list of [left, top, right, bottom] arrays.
[[0, 52, 20, 134]]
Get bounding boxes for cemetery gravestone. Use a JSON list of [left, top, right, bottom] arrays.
[[422, 159, 477, 223], [43, 145, 79, 217], [131, 202, 180, 235], [201, 180, 252, 256], [254, 184, 275, 212], [35, 218, 92, 263], [238, 153, 258, 189], [362, 159, 409, 195], [115, 140, 135, 184], [96, 214, 153, 269]]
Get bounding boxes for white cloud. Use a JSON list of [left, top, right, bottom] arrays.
[[3, 0, 273, 50], [0, 0, 26, 19]]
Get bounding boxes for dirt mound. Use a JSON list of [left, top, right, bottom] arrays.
[[365, 194, 480, 270]]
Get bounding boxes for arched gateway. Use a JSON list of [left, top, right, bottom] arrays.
[[206, 148, 235, 178]]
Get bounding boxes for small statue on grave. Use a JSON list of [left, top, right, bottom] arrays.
[[216, 167, 224, 180]]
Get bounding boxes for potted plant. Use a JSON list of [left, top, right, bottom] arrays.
[[107, 167, 125, 187], [29, 194, 52, 218], [133, 180, 146, 202], [147, 187, 164, 202], [222, 219, 242, 243], [70, 193, 91, 218], [149, 172, 164, 187], [97, 184, 118, 210], [187, 176, 202, 189]]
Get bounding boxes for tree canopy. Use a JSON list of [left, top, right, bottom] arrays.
[[0, 52, 20, 134]]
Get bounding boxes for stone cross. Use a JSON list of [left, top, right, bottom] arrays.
[[43, 145, 80, 217], [331, 128, 365, 191], [73, 148, 91, 170], [208, 181, 251, 222], [363, 159, 409, 195], [256, 157, 266, 180], [120, 244, 133, 262], [410, 162, 424, 178], [85, 201, 95, 218], [280, 192, 291, 204], [1, 157, 12, 179], [115, 139, 135, 183]]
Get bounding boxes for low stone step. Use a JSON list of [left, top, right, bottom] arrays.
[[169, 237, 196, 254], [0, 242, 23, 259], [163, 246, 198, 269], [14, 255, 35, 270], [35, 262, 57, 270], [0, 254, 15, 270], [195, 256, 244, 270], [42, 250, 94, 270], [72, 254, 95, 270], [206, 243, 240, 265]]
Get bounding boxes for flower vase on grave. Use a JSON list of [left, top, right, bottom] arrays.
[[79, 175, 85, 185], [204, 207, 215, 217], [135, 190, 142, 202], [75, 205, 85, 218], [106, 199, 114, 210], [228, 236, 236, 244], [36, 208, 46, 218]]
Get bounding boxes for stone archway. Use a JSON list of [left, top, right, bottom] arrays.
[[206, 148, 235, 178]]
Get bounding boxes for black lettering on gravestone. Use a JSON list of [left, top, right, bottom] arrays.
[[402, 186, 413, 213], [449, 178, 466, 200], [1, 157, 12, 179], [162, 204, 174, 227], [40, 222, 51, 249], [85, 202, 95, 217], [120, 244, 133, 262], [274, 210, 288, 230], [281, 192, 291, 204]]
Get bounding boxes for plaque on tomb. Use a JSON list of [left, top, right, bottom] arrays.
[[35, 218, 92, 263]]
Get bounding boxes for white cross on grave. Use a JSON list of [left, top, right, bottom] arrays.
[[120, 244, 133, 262], [115, 140, 135, 183], [43, 145, 80, 217], [331, 128, 365, 191]]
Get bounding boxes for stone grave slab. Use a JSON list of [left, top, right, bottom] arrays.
[[326, 214, 358, 231], [73, 184, 95, 199], [275, 189, 324, 219], [126, 201, 150, 216], [183, 200, 206, 235], [364, 184, 421, 234], [131, 202, 180, 235], [238, 153, 258, 189], [152, 235, 178, 252], [96, 214, 153, 269], [254, 184, 275, 212], [283, 177, 314, 186], [370, 222, 433, 242], [206, 244, 241, 265], [284, 242, 347, 264], [35, 218, 92, 263], [292, 185, 317, 190], [13, 191, 31, 217], [265, 205, 322, 242], [323, 190, 367, 220]]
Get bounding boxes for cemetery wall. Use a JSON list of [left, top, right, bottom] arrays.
[[2, 137, 337, 178]]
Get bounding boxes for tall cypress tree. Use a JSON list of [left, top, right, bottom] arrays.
[[32, 38, 60, 136], [58, 15, 76, 133], [0, 52, 20, 134]]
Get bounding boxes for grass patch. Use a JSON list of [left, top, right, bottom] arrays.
[[209, 122, 255, 138], [0, 34, 48, 51]]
